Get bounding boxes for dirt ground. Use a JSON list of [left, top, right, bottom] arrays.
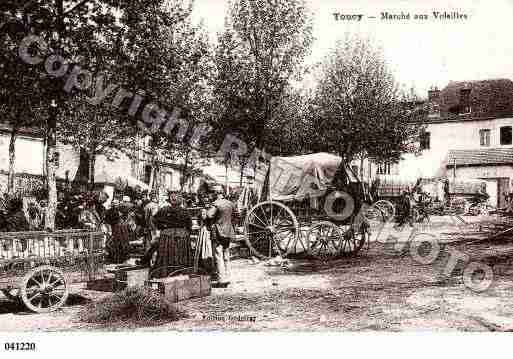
[[2, 214, 513, 332]]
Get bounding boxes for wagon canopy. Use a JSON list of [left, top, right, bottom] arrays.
[[267, 152, 356, 201]]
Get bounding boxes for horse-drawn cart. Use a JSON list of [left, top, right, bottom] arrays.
[[244, 153, 373, 260], [0, 229, 105, 313]]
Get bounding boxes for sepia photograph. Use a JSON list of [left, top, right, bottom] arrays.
[[1, 0, 513, 354]]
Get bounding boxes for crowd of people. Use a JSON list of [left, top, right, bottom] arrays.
[[0, 183, 240, 288]]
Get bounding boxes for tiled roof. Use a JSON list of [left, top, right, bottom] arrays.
[[447, 148, 513, 166], [436, 79, 513, 121]]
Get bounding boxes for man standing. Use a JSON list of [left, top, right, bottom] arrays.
[[395, 190, 412, 229], [206, 188, 236, 288]]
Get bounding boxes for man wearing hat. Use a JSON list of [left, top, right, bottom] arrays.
[[206, 187, 236, 287]]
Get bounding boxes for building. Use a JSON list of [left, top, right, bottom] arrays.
[[0, 124, 198, 199], [357, 79, 513, 207]]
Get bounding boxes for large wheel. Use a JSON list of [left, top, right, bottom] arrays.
[[373, 200, 395, 222], [340, 223, 367, 256], [244, 201, 300, 259], [306, 221, 345, 260], [20, 266, 69, 313]]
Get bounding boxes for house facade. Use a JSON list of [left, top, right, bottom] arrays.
[[356, 79, 513, 207], [0, 125, 191, 198]]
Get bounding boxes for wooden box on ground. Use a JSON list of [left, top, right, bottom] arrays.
[[86, 274, 116, 292], [145, 274, 211, 303], [113, 267, 149, 291]]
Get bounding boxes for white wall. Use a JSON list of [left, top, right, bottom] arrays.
[[94, 151, 133, 184], [0, 133, 82, 181], [0, 134, 45, 175], [397, 117, 513, 179], [0, 132, 135, 184]]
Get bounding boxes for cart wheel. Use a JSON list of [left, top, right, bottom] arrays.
[[373, 200, 395, 222], [20, 265, 69, 313], [340, 224, 367, 256], [245, 201, 300, 259], [306, 221, 345, 260]]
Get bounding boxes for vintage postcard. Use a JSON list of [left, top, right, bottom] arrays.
[[1, 0, 513, 353]]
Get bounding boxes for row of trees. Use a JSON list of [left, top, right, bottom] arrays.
[[0, 0, 425, 229]]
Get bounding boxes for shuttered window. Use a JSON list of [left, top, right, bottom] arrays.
[[479, 129, 490, 147]]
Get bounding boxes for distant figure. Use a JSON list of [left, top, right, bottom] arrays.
[[395, 191, 412, 228], [206, 188, 236, 287], [2, 197, 30, 254], [104, 199, 130, 264], [78, 197, 102, 231], [4, 197, 29, 232], [26, 202, 42, 231], [39, 199, 47, 229], [443, 179, 450, 205]]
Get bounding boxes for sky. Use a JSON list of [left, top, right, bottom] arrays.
[[190, 0, 513, 98]]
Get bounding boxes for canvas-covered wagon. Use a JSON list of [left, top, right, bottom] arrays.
[[244, 153, 372, 260], [0, 229, 106, 313]]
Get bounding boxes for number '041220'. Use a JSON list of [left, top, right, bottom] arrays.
[[4, 342, 36, 351]]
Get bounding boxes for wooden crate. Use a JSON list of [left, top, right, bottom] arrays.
[[145, 274, 211, 303], [86, 274, 116, 292], [114, 267, 149, 290]]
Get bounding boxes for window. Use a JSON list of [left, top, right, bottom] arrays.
[[500, 126, 512, 145], [420, 131, 430, 150], [460, 88, 471, 114], [479, 129, 491, 147]]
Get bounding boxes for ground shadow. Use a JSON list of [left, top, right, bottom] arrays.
[[0, 293, 91, 315], [267, 256, 375, 276]]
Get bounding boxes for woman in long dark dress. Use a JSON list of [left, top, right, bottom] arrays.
[[104, 199, 130, 264]]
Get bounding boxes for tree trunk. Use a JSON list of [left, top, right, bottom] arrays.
[[45, 123, 57, 230], [149, 154, 160, 198], [88, 151, 96, 188], [181, 150, 191, 192], [44, 0, 64, 230], [148, 166, 155, 192], [225, 163, 228, 195], [7, 127, 18, 195], [239, 159, 246, 187], [153, 165, 160, 198]]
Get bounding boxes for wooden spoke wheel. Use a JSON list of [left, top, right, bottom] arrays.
[[20, 266, 69, 313], [340, 223, 368, 256], [306, 221, 345, 260], [373, 200, 395, 222], [363, 204, 387, 225], [244, 201, 299, 259]]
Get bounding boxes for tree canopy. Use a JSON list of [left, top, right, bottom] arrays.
[[310, 35, 425, 163], [209, 0, 314, 158]]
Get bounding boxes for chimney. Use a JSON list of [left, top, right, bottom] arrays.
[[428, 86, 440, 103]]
